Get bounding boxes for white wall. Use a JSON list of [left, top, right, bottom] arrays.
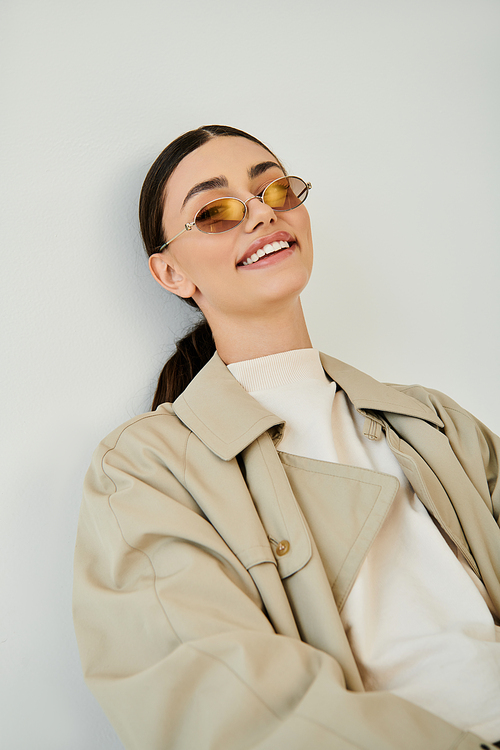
[[2, 1, 499, 747]]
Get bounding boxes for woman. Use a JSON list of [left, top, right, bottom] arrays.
[[73, 125, 500, 750]]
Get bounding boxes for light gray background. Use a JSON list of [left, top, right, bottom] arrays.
[[2, 1, 499, 748]]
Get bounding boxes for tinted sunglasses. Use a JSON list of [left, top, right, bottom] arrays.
[[159, 175, 311, 249]]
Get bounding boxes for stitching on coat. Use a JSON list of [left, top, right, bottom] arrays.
[[184, 432, 276, 569], [278, 458, 399, 607], [281, 463, 384, 579], [255, 433, 292, 540], [279, 456, 400, 484], [100, 434, 185, 646], [180, 396, 282, 446]]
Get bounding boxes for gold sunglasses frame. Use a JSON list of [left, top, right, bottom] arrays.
[[159, 175, 312, 250]]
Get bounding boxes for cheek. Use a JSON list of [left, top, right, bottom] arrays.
[[182, 237, 237, 288], [287, 205, 311, 237], [301, 209, 313, 236]]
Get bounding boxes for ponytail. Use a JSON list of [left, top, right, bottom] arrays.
[[152, 318, 215, 409]]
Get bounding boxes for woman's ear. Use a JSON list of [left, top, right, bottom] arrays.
[[149, 253, 197, 299]]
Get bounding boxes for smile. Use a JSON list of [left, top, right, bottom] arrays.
[[240, 240, 290, 266]]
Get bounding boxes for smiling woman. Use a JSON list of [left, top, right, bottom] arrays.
[[140, 125, 314, 404], [73, 125, 500, 750]]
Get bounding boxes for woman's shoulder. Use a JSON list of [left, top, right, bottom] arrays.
[[388, 382, 481, 423], [386, 382, 499, 453], [90, 403, 192, 472], [387, 382, 465, 413]]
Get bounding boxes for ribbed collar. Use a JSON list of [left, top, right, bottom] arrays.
[[171, 351, 444, 460], [227, 348, 329, 392]]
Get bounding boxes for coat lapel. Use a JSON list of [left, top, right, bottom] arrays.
[[173, 352, 427, 592], [173, 353, 284, 460], [173, 351, 444, 461], [173, 350, 500, 620], [280, 452, 399, 608]]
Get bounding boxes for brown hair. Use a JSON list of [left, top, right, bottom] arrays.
[[139, 125, 283, 408]]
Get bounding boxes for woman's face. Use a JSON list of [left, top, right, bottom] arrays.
[[150, 136, 313, 326]]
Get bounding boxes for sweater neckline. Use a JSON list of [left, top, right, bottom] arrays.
[[227, 348, 330, 392]]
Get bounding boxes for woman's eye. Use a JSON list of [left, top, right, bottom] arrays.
[[198, 204, 221, 221], [264, 184, 288, 207]]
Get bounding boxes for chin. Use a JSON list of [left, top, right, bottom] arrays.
[[261, 268, 311, 303]]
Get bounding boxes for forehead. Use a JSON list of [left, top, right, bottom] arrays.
[[164, 136, 281, 213]]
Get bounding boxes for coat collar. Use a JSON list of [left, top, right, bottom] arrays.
[[173, 351, 443, 460]]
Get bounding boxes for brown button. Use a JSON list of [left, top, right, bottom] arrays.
[[276, 540, 290, 556]]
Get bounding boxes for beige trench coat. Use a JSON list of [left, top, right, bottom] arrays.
[[73, 352, 500, 750]]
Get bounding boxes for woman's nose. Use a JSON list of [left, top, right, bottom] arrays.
[[243, 194, 276, 231]]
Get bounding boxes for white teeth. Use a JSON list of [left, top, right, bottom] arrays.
[[241, 239, 291, 266]]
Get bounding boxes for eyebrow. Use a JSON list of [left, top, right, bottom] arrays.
[[248, 160, 283, 179], [181, 161, 283, 210], [181, 176, 228, 210]]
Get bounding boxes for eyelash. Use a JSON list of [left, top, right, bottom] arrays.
[[255, 181, 272, 196]]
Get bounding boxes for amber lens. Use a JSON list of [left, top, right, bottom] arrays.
[[195, 198, 246, 234], [263, 176, 308, 211]]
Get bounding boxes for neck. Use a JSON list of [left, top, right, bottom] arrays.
[[209, 299, 312, 364]]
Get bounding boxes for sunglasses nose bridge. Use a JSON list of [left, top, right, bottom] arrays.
[[243, 194, 265, 208], [241, 193, 276, 228]]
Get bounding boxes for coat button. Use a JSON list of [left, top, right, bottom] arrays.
[[276, 540, 290, 556]]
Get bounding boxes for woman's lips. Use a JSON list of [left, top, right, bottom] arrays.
[[237, 241, 296, 269], [240, 240, 291, 266], [237, 231, 296, 266]]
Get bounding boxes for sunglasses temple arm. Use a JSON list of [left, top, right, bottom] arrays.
[[299, 183, 312, 200], [159, 222, 194, 250]]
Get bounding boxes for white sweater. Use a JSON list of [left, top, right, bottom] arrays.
[[228, 348, 500, 742]]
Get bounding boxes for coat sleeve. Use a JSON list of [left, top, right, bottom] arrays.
[[443, 401, 500, 524], [73, 416, 494, 750]]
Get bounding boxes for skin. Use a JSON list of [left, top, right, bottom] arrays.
[[149, 136, 314, 364]]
